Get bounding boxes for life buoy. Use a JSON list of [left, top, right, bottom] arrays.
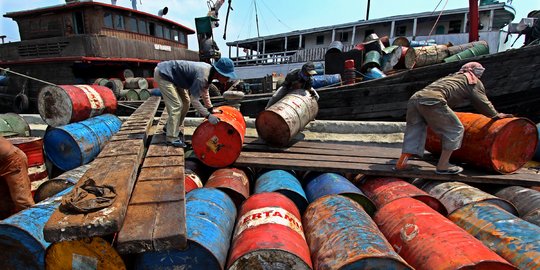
[[13, 93, 29, 113]]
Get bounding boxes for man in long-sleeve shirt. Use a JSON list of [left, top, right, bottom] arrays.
[[265, 62, 320, 109], [0, 136, 34, 219], [395, 62, 513, 174], [154, 58, 237, 147]]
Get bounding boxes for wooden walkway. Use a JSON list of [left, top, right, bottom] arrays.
[[117, 111, 187, 254], [235, 137, 540, 187], [44, 97, 160, 242]]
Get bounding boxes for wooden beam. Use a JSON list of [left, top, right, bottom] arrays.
[[43, 97, 161, 242]]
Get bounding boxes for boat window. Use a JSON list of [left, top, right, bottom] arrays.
[[171, 30, 179, 41], [179, 32, 187, 44], [396, 26, 406, 36], [156, 24, 164, 38], [139, 20, 148, 34], [316, 35, 324, 45], [127, 17, 138, 33], [164, 27, 171, 39], [104, 12, 113, 28], [73, 12, 84, 34], [114, 14, 125, 30], [340, 32, 349, 42], [148, 22, 156, 36], [449, 20, 461, 33]]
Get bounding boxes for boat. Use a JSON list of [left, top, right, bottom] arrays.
[[0, 0, 199, 113]]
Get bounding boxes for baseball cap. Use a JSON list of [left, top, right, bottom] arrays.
[[302, 62, 317, 75]]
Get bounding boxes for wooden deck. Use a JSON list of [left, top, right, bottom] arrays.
[[235, 137, 540, 187], [117, 111, 187, 254]]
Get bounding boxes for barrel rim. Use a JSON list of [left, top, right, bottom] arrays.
[[192, 120, 244, 168], [38, 85, 74, 127]]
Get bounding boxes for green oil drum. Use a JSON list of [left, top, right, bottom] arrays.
[[361, 50, 382, 72], [0, 113, 30, 137], [125, 89, 140, 101], [443, 43, 489, 63]]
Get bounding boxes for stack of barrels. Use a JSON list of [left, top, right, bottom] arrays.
[[92, 68, 159, 101]]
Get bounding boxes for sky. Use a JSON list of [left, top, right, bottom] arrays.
[[1, 0, 539, 57]]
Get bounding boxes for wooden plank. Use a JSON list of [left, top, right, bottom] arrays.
[[138, 165, 183, 181], [142, 156, 184, 168], [235, 141, 540, 187], [153, 201, 187, 250], [97, 139, 145, 159], [129, 180, 184, 204]]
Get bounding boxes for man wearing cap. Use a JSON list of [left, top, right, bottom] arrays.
[[154, 58, 238, 147], [265, 62, 320, 108], [395, 62, 513, 174]]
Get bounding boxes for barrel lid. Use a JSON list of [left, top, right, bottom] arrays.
[[38, 85, 73, 127]]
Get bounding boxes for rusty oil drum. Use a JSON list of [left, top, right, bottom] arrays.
[[0, 113, 30, 137], [426, 112, 538, 174], [495, 186, 540, 226], [33, 164, 91, 203], [305, 173, 376, 216], [359, 176, 447, 215], [205, 168, 250, 208], [185, 169, 204, 193], [422, 181, 518, 216], [227, 192, 312, 270], [375, 198, 516, 270], [303, 195, 412, 270], [38, 85, 117, 127], [256, 89, 318, 147], [192, 106, 246, 168], [449, 202, 540, 269], [46, 237, 126, 269], [134, 188, 236, 269]]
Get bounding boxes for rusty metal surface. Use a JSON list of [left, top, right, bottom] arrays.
[[359, 176, 447, 215], [450, 202, 540, 269], [227, 192, 312, 270], [422, 181, 518, 215], [375, 198, 516, 270], [256, 89, 319, 147], [303, 195, 412, 270], [495, 186, 540, 218], [426, 113, 538, 174], [205, 168, 250, 209]]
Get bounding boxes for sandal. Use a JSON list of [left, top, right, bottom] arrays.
[[435, 165, 463, 175], [167, 139, 187, 148]]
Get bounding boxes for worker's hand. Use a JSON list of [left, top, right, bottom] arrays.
[[309, 89, 320, 101], [207, 114, 220, 125], [494, 113, 514, 119], [207, 107, 222, 114]]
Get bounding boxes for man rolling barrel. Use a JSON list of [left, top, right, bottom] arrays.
[[265, 62, 320, 108]]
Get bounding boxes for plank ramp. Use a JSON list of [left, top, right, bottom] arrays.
[[117, 111, 187, 254], [43, 97, 161, 242], [235, 137, 540, 186]]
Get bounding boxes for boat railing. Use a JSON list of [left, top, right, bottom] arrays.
[[231, 45, 355, 66]]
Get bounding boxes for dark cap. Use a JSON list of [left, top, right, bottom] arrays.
[[302, 62, 318, 75]]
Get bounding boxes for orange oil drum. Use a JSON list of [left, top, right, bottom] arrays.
[[426, 112, 538, 174], [227, 192, 312, 269], [256, 89, 318, 147], [205, 168, 250, 208], [359, 176, 446, 215], [192, 106, 246, 168], [375, 198, 516, 270]]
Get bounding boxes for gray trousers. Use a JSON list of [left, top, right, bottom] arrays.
[[402, 98, 464, 156], [154, 68, 190, 141]]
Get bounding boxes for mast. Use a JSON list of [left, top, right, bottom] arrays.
[[469, 0, 479, 41]]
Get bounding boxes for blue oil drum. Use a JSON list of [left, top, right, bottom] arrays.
[[0, 75, 9, 86], [305, 173, 376, 215], [409, 39, 437, 47], [255, 170, 308, 213], [311, 74, 342, 89], [449, 202, 540, 268], [44, 114, 121, 171], [0, 187, 72, 270], [534, 123, 540, 161], [304, 195, 412, 270], [149, 88, 162, 97], [134, 188, 236, 270]]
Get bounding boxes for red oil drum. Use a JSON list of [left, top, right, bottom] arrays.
[[38, 85, 117, 127], [205, 168, 250, 208], [256, 89, 318, 147], [185, 169, 203, 194], [426, 112, 538, 174], [375, 198, 516, 270], [8, 137, 48, 195], [359, 176, 447, 215], [145, 77, 157, 88], [227, 192, 312, 270], [192, 106, 246, 168]]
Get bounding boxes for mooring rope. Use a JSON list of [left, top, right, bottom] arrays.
[[0, 66, 58, 87]]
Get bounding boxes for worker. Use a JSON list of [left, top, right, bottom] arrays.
[[265, 62, 320, 109], [0, 136, 35, 219], [154, 57, 238, 147], [395, 62, 513, 174]]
